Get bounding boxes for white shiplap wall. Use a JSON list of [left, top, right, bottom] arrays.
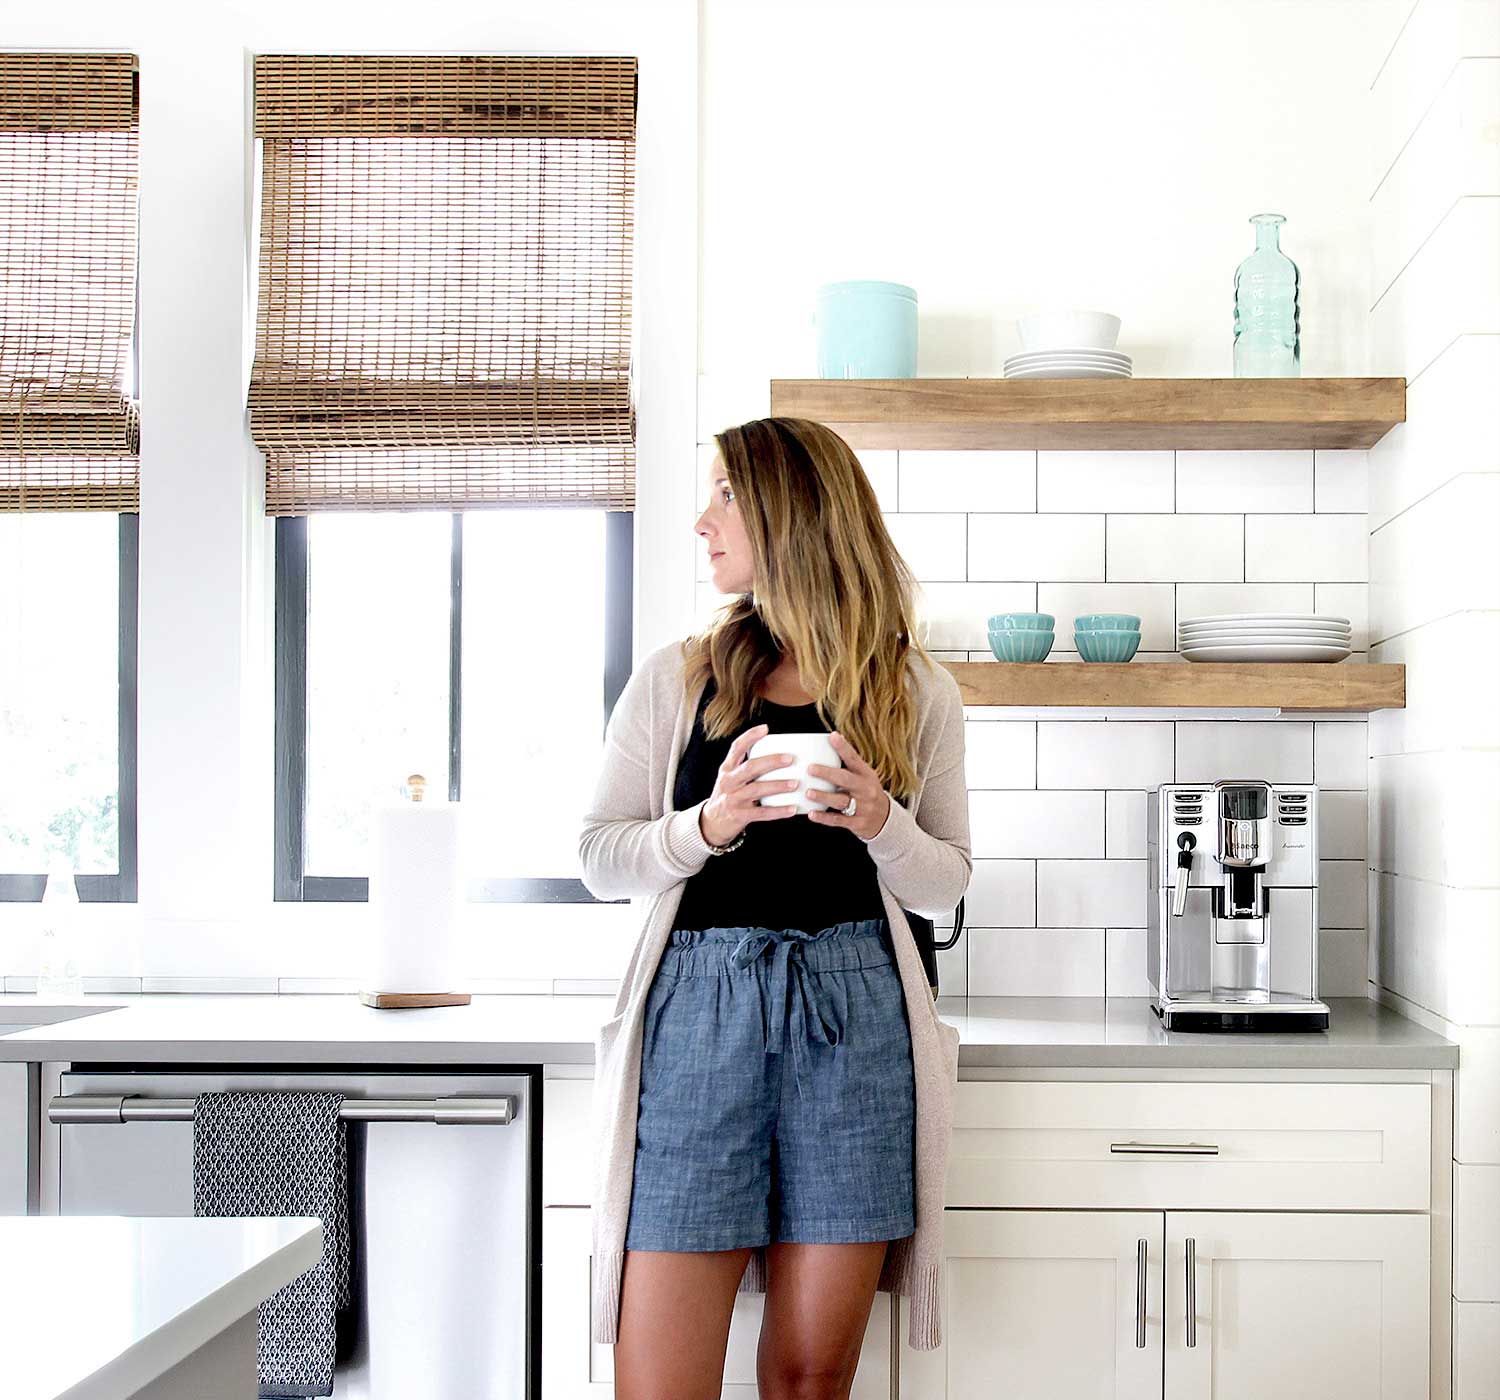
[[694, 445, 1372, 999], [1366, 1, 1500, 1393]]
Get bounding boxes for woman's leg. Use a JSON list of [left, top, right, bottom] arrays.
[[614, 1245, 757, 1399], [757, 1239, 889, 1400]]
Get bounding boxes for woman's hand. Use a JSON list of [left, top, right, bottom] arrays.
[[805, 733, 892, 841], [698, 723, 803, 847]]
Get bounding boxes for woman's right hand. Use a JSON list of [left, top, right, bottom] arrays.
[[699, 724, 802, 847]]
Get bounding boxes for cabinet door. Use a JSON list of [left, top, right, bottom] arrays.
[[899, 1210, 1164, 1400], [1165, 1212, 1428, 1400], [542, 1207, 893, 1399], [0, 1064, 30, 1214]]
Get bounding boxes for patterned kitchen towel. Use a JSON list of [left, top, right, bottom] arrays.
[[192, 1090, 354, 1398]]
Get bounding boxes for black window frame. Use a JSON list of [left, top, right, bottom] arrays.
[[0, 511, 140, 903], [274, 508, 633, 903]]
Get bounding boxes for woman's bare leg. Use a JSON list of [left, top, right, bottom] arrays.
[[756, 1240, 889, 1400], [613, 1245, 757, 1399]]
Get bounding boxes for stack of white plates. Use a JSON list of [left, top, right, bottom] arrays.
[[1179, 613, 1352, 663], [1003, 348, 1133, 380]]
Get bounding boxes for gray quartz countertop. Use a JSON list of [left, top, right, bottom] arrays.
[[0, 992, 1456, 1069]]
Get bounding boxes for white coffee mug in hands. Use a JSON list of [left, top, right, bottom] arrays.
[[748, 732, 843, 814]]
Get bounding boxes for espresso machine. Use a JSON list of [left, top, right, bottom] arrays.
[[1147, 780, 1329, 1031]]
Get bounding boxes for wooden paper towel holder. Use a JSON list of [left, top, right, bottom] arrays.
[[359, 773, 472, 1010]]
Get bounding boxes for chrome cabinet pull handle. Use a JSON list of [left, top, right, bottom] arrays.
[[1135, 1238, 1148, 1349], [1109, 1141, 1220, 1155], [48, 1093, 516, 1126], [1185, 1237, 1197, 1348]]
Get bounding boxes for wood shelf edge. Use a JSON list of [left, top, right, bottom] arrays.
[[938, 661, 1407, 713]]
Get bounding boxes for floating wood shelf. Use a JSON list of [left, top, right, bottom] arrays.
[[941, 661, 1406, 712], [769, 377, 1406, 450]]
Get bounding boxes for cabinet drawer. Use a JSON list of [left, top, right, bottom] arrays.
[[948, 1081, 1430, 1211], [543, 1077, 594, 1206]]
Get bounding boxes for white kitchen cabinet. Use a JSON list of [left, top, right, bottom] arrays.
[[542, 1205, 893, 1399], [898, 1209, 1163, 1400], [1164, 1212, 1429, 1400]]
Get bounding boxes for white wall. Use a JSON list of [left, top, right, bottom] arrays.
[[1365, 2, 1500, 1394]]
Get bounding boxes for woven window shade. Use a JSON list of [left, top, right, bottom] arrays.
[[249, 54, 638, 516], [0, 52, 140, 513]]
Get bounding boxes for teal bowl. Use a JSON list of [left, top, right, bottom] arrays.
[[989, 629, 1055, 663], [1074, 613, 1142, 632], [1074, 629, 1141, 662], [988, 612, 1055, 632]]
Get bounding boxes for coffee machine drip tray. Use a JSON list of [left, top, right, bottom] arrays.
[[1155, 994, 1330, 1033]]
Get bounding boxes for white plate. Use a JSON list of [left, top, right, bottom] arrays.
[[1004, 365, 1133, 380], [1179, 613, 1351, 628], [1181, 642, 1352, 663], [1006, 348, 1132, 366], [1180, 622, 1350, 638], [1179, 631, 1353, 647]]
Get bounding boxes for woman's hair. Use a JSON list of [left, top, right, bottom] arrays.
[[679, 415, 936, 800]]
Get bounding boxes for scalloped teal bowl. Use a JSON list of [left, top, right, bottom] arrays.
[[1074, 629, 1141, 662], [988, 612, 1054, 632], [989, 629, 1055, 663], [1074, 613, 1141, 632]]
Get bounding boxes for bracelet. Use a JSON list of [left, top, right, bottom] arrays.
[[705, 830, 745, 856]]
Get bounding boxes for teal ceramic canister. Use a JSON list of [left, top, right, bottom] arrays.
[[814, 280, 918, 378]]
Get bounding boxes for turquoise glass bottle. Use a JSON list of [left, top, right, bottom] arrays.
[[1233, 213, 1300, 377]]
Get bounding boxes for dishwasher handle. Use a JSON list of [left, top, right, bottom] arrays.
[[48, 1093, 516, 1126]]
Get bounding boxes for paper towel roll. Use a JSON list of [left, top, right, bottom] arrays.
[[365, 798, 464, 993]]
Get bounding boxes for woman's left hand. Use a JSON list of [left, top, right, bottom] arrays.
[[805, 733, 892, 841]]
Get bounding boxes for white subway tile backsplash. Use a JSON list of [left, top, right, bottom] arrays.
[[1318, 927, 1370, 997], [1106, 928, 1153, 997], [1037, 722, 1174, 790], [964, 719, 1037, 788], [968, 790, 1104, 859], [1038, 583, 1175, 654], [1454, 1164, 1500, 1301], [1246, 514, 1368, 582], [899, 450, 1036, 512], [969, 514, 1105, 581], [1370, 611, 1500, 756], [1318, 790, 1369, 859], [1175, 721, 1313, 785], [964, 860, 1038, 928], [1313, 450, 1370, 513], [1175, 582, 1315, 622], [1108, 515, 1243, 582], [1455, 1026, 1500, 1165], [1453, 1301, 1500, 1400], [1106, 790, 1148, 858], [1038, 860, 1147, 927], [1037, 451, 1174, 513], [885, 512, 966, 581], [855, 449, 898, 512], [1314, 721, 1369, 790], [969, 927, 1105, 997], [1370, 751, 1500, 887], [1319, 860, 1369, 929], [1176, 450, 1313, 513], [915, 581, 1036, 649]]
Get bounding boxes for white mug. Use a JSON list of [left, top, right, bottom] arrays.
[[748, 732, 843, 814]]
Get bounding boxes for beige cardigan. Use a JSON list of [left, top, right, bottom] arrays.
[[578, 637, 971, 1350]]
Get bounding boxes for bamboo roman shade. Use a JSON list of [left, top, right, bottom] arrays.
[[0, 52, 140, 512], [249, 54, 638, 515]]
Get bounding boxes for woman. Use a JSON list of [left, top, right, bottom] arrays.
[[578, 416, 970, 1399]]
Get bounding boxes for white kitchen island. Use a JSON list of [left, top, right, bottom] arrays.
[[1, 1215, 322, 1400]]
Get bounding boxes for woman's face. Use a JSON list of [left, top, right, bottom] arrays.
[[695, 450, 753, 594]]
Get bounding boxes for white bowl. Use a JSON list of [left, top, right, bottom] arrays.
[[1017, 309, 1121, 353]]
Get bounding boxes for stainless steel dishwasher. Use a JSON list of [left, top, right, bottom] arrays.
[[49, 1067, 534, 1399]]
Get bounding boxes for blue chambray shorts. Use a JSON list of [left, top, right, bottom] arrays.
[[623, 917, 916, 1253]]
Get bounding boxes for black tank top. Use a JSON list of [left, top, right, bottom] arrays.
[[671, 676, 887, 934]]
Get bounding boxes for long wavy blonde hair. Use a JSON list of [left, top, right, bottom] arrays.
[[678, 416, 936, 800]]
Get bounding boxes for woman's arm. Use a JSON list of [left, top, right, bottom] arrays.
[[860, 676, 972, 917], [577, 662, 716, 901]]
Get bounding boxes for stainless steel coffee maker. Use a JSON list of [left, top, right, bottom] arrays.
[[1147, 780, 1329, 1031]]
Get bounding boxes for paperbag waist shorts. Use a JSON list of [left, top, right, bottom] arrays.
[[623, 917, 916, 1253]]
